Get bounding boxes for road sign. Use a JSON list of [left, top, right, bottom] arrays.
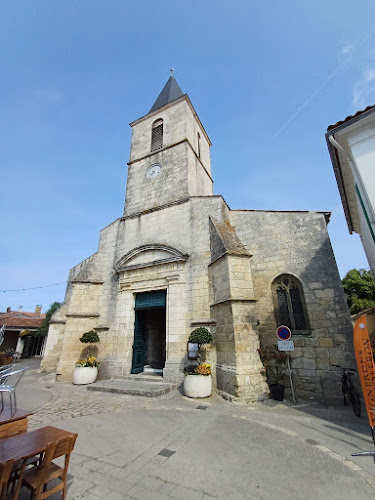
[[278, 340, 294, 351], [276, 325, 292, 341]]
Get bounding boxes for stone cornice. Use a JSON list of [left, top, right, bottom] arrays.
[[208, 252, 253, 267], [65, 313, 100, 318], [70, 280, 104, 285], [210, 298, 257, 307], [127, 138, 213, 183]]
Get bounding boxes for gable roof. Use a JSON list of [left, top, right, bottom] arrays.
[[0, 310, 45, 329], [149, 75, 184, 113]]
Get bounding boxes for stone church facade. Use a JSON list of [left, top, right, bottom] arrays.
[[41, 76, 353, 402]]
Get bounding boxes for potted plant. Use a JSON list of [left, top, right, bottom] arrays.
[[183, 364, 212, 398], [188, 327, 213, 347], [72, 330, 100, 385], [258, 345, 288, 401]]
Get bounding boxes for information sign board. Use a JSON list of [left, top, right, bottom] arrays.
[[278, 340, 294, 351]]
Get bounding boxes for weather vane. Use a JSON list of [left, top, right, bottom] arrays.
[[170, 67, 174, 76]]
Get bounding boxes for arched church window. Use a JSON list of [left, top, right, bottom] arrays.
[[272, 274, 310, 334], [151, 119, 163, 152], [197, 132, 201, 159]]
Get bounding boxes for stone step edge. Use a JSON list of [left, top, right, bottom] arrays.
[[87, 382, 178, 397]]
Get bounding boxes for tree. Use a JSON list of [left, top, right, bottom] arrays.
[[36, 302, 61, 337], [342, 269, 375, 315]]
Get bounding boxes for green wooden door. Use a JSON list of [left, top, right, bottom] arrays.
[[131, 311, 145, 374], [131, 290, 167, 374]]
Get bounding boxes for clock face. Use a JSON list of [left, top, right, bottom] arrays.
[[147, 163, 162, 179]]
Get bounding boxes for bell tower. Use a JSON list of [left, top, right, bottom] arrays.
[[124, 75, 213, 217]]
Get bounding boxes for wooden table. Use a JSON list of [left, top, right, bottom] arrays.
[[0, 426, 77, 466], [0, 408, 33, 438]]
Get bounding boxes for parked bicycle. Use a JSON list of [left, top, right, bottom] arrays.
[[332, 364, 361, 417]]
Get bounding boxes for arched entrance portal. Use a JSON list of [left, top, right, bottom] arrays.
[[131, 290, 167, 374]]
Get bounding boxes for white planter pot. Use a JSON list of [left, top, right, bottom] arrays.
[[183, 375, 212, 398], [73, 366, 98, 385]]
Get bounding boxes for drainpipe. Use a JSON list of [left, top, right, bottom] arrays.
[[328, 135, 375, 237]]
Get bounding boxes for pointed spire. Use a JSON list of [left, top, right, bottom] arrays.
[[149, 73, 184, 113]]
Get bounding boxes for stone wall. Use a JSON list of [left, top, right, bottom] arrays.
[[230, 209, 353, 401], [42, 194, 352, 403]]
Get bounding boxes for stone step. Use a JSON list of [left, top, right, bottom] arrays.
[[122, 374, 166, 383], [87, 378, 178, 397]]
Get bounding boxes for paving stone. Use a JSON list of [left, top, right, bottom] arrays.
[[102, 493, 125, 500], [124, 472, 144, 484], [171, 485, 204, 500], [88, 485, 112, 498], [105, 477, 134, 494], [140, 476, 165, 490], [84, 460, 103, 471], [127, 484, 172, 500], [106, 466, 130, 479], [84, 471, 111, 486], [159, 482, 177, 495]]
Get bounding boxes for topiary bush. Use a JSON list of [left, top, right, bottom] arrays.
[[188, 327, 213, 345], [80, 330, 100, 344], [79, 330, 100, 358]]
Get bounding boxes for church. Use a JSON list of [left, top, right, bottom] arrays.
[[41, 75, 353, 402]]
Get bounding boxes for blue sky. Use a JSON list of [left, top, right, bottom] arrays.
[[1, 1, 374, 313]]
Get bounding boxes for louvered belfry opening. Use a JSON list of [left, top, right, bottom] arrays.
[[151, 119, 163, 151]]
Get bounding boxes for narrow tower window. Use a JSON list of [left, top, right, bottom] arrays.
[[151, 119, 163, 152], [197, 132, 201, 159], [272, 274, 309, 333]]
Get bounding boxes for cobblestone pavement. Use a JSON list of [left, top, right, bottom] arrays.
[[13, 365, 375, 499]]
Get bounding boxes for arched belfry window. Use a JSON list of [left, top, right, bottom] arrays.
[[272, 274, 309, 333], [151, 119, 163, 152]]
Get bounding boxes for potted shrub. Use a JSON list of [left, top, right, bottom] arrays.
[[183, 364, 212, 398], [188, 327, 213, 347], [258, 345, 288, 401], [72, 330, 100, 385]]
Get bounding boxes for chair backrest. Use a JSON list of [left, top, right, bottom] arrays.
[[0, 365, 15, 385], [0, 459, 16, 500], [0, 368, 27, 388], [33, 434, 78, 498], [0, 457, 27, 500], [0, 364, 15, 374]]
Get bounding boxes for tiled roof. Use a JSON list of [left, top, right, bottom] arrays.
[[0, 310, 45, 329], [327, 105, 375, 131]]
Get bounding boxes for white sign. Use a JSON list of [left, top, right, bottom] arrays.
[[278, 340, 294, 351]]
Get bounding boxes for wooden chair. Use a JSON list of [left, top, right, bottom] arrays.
[[1, 458, 27, 500], [21, 433, 78, 500]]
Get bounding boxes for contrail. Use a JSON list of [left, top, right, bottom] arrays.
[[273, 61, 348, 138], [273, 33, 373, 138]]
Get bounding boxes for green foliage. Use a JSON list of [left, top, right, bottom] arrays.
[[258, 345, 288, 385], [79, 330, 100, 344], [36, 302, 61, 337], [342, 269, 375, 315], [79, 330, 100, 359], [188, 327, 213, 345]]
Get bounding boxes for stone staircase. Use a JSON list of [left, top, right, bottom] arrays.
[[87, 374, 178, 397]]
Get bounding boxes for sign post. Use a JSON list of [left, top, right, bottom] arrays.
[[276, 326, 296, 404], [351, 316, 375, 462]]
